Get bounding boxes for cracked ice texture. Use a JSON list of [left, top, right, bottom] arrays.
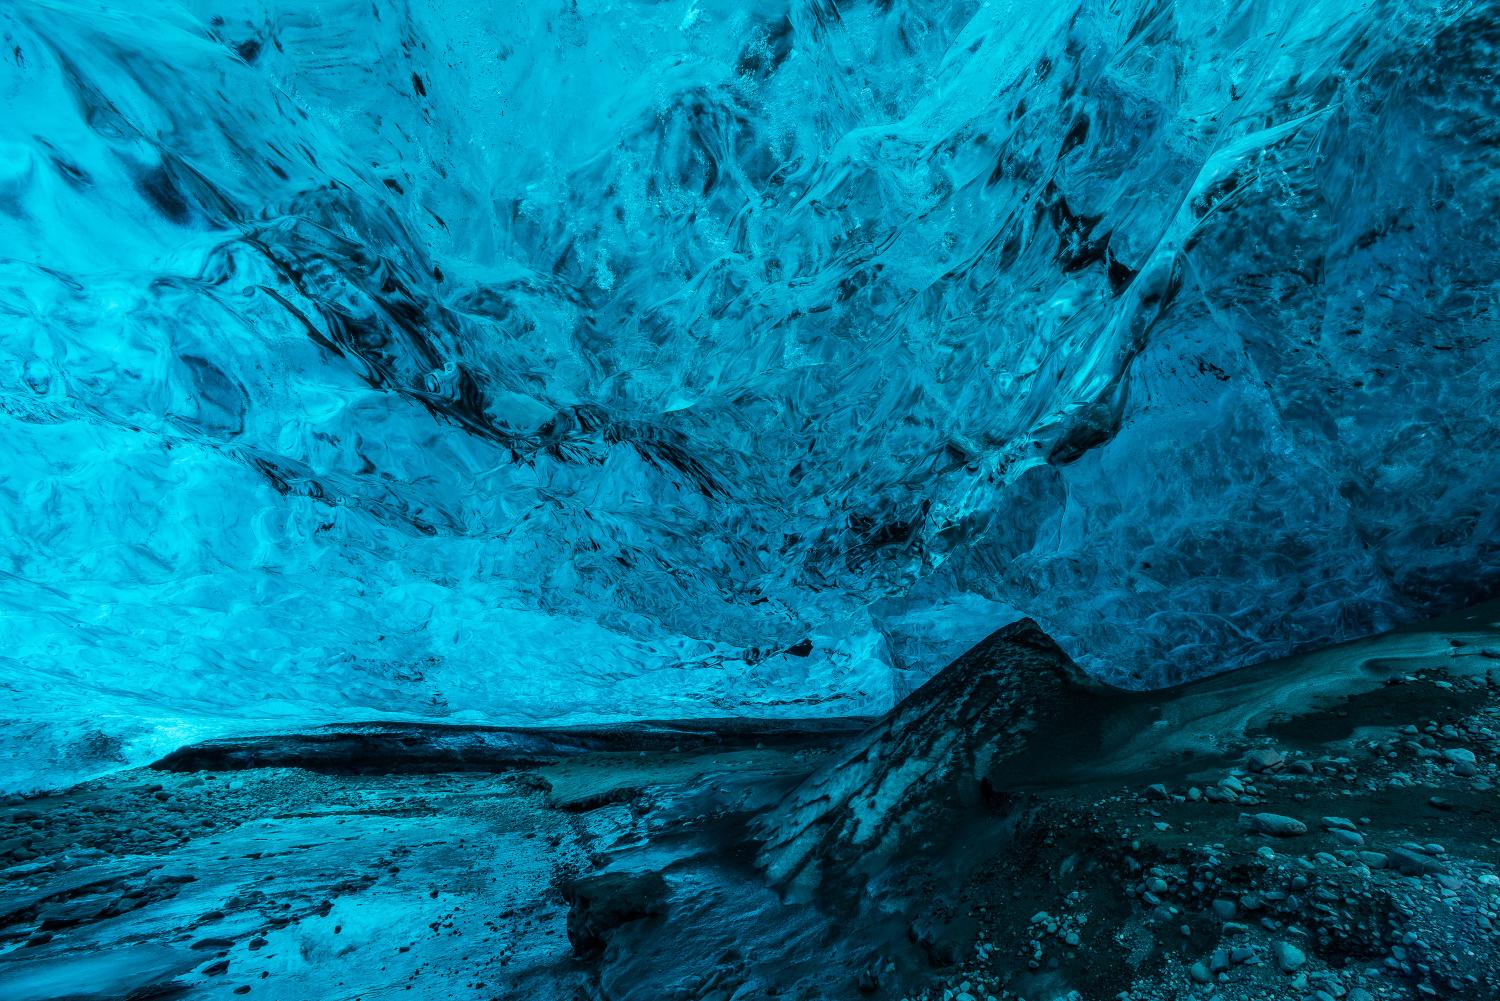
[[1, 0, 1498, 786]]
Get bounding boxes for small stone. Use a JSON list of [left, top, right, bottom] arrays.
[[1219, 776, 1245, 794], [1241, 813, 1307, 837], [1246, 749, 1285, 772], [1211, 899, 1237, 920], [1330, 828, 1364, 847], [1357, 851, 1387, 869], [1321, 816, 1356, 831], [1387, 848, 1447, 876], [1272, 940, 1306, 972], [1443, 747, 1476, 764], [1190, 962, 1212, 984], [1144, 784, 1169, 800], [1230, 946, 1258, 964], [1454, 761, 1479, 776], [1187, 787, 1202, 801], [1209, 949, 1231, 973]]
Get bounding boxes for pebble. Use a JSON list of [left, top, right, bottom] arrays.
[[1241, 813, 1307, 837], [1246, 749, 1284, 772], [1386, 848, 1447, 877], [1189, 961, 1212, 984], [1329, 828, 1364, 847], [1321, 816, 1356, 831], [1211, 899, 1237, 919], [1271, 940, 1306, 972]]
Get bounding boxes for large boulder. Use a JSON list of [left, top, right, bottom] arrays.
[[561, 871, 669, 958]]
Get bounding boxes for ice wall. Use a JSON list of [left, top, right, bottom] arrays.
[[2, 0, 1498, 787]]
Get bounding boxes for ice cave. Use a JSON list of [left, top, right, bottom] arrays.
[[1, 0, 1499, 999]]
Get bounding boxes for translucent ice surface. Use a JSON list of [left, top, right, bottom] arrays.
[[2, 0, 1498, 787]]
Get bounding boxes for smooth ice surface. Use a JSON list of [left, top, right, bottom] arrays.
[[2, 0, 1499, 787]]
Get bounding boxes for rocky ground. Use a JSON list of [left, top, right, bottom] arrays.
[[891, 665, 1500, 1001], [1, 606, 1498, 1001]]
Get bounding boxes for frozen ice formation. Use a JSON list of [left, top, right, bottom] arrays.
[[1, 0, 1498, 787]]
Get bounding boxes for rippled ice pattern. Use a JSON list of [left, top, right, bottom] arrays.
[[2, 0, 1498, 787]]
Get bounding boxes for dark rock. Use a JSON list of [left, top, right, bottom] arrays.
[[752, 619, 1110, 894], [1387, 849, 1448, 877], [1246, 749, 1284, 772], [1272, 940, 1306, 971], [561, 870, 669, 958], [192, 937, 236, 950], [37, 898, 108, 929], [1240, 813, 1307, 836]]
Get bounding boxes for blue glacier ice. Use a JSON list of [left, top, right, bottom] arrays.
[[1, 0, 1498, 789]]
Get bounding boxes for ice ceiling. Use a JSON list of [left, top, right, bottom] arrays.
[[2, 0, 1499, 786]]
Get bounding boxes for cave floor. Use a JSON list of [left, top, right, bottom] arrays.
[[2, 621, 1500, 1001]]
